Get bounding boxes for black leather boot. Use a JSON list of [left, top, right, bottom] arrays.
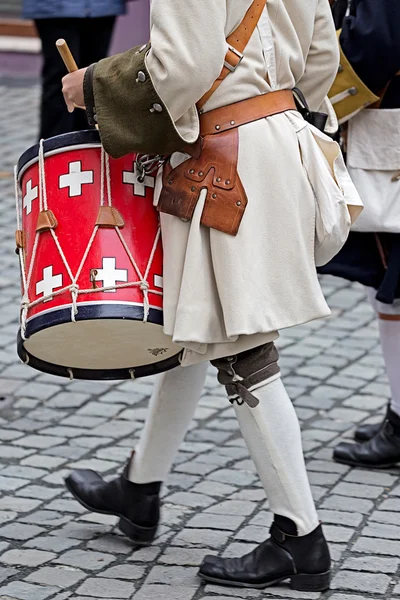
[[64, 455, 161, 545], [334, 407, 400, 468], [354, 404, 389, 442], [198, 516, 331, 591]]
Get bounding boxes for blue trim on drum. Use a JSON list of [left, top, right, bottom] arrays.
[[17, 330, 181, 380], [17, 129, 101, 175], [25, 303, 164, 338]]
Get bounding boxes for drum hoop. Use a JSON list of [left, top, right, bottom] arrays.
[[25, 300, 163, 325], [17, 142, 102, 183], [17, 129, 101, 177]]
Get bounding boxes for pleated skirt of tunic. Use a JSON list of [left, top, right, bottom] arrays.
[[156, 111, 332, 366]]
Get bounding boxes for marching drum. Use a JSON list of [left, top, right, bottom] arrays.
[[15, 130, 181, 379]]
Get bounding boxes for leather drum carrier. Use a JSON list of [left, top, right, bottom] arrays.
[[157, 0, 297, 236]]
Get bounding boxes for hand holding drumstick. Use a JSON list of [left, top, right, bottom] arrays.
[[57, 39, 88, 113]]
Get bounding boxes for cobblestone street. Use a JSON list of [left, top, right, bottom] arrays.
[[0, 79, 399, 600]]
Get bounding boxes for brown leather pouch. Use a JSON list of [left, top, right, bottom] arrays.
[[158, 128, 248, 236]]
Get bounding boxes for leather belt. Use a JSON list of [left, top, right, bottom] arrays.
[[200, 90, 297, 136], [158, 90, 297, 237]]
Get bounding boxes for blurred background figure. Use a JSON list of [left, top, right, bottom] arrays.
[[330, 0, 350, 28], [22, 0, 127, 139], [321, 0, 400, 468]]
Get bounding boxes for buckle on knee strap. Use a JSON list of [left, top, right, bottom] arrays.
[[228, 383, 260, 408]]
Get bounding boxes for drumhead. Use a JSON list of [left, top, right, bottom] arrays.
[[18, 304, 181, 380]]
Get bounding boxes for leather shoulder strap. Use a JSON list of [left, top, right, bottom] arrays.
[[197, 0, 266, 110]]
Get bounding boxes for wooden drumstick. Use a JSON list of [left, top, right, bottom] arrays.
[[56, 39, 78, 73], [56, 37, 97, 125]]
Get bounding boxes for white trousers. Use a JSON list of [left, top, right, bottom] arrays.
[[129, 364, 318, 536]]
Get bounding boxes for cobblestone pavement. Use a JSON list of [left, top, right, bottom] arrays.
[[0, 79, 399, 600]]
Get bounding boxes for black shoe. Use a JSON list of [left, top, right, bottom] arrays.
[[334, 408, 400, 469], [354, 404, 390, 442], [64, 455, 161, 545], [198, 516, 331, 591]]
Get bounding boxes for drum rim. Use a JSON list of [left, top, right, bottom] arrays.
[[18, 303, 182, 380], [25, 301, 164, 327], [17, 129, 101, 177], [24, 303, 164, 337]]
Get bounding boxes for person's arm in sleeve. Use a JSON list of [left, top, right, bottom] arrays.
[[296, 0, 339, 113], [88, 0, 228, 158]]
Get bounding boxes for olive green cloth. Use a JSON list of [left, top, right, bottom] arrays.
[[93, 44, 197, 158]]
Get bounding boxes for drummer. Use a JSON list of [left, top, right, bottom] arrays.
[[61, 0, 361, 590]]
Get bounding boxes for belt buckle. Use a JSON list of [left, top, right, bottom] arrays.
[[224, 45, 244, 73]]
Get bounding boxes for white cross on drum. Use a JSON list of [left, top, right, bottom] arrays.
[[23, 179, 38, 215], [154, 275, 163, 289], [36, 266, 63, 300], [94, 258, 128, 292], [123, 162, 155, 197], [59, 161, 94, 197]]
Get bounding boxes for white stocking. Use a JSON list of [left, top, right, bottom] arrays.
[[128, 363, 208, 483], [366, 287, 400, 418], [234, 377, 319, 536]]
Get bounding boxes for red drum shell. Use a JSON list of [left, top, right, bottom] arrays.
[[16, 130, 180, 379]]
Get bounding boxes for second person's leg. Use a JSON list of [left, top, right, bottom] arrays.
[[335, 287, 400, 467], [74, 17, 117, 131], [35, 18, 81, 139]]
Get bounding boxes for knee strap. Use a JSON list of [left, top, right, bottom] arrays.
[[377, 297, 400, 320], [211, 343, 280, 408], [368, 287, 400, 320]]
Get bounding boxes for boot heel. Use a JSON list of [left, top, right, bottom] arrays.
[[118, 517, 158, 546], [290, 570, 331, 592]]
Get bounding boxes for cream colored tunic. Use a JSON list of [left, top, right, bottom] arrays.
[[144, 0, 362, 365]]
